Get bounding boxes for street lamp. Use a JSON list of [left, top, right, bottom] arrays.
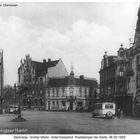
[[14, 83, 16, 108]]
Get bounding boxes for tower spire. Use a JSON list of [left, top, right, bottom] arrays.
[[136, 6, 140, 33], [70, 63, 74, 76]]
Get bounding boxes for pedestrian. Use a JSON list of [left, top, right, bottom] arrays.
[[120, 109, 123, 118], [117, 109, 121, 118]]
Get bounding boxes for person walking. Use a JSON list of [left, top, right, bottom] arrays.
[[117, 109, 121, 118]]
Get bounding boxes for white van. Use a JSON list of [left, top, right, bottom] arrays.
[[92, 102, 116, 118]]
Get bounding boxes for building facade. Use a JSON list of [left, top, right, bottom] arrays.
[[45, 68, 98, 111], [99, 7, 140, 116], [18, 55, 68, 110], [100, 46, 134, 116], [131, 7, 140, 116]]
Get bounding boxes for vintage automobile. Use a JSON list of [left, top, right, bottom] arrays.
[[9, 105, 19, 114], [92, 102, 116, 118]]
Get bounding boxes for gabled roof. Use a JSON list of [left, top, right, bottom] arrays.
[[74, 78, 98, 87], [47, 77, 69, 87], [47, 76, 98, 88], [32, 60, 59, 74]]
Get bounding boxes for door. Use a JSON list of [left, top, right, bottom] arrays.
[[27, 98, 31, 109], [70, 101, 73, 110]]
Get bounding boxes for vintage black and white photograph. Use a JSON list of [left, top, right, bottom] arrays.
[[0, 2, 140, 135]]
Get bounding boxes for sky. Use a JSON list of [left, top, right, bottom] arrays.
[[0, 2, 139, 86]]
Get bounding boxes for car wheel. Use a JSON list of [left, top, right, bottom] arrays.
[[106, 111, 113, 118]]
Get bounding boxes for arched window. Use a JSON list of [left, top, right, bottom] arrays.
[[136, 55, 140, 65], [34, 99, 38, 106]]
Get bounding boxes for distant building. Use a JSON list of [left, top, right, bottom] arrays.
[[18, 55, 68, 110], [45, 66, 98, 111]]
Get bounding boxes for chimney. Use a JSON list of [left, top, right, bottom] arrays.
[[80, 75, 84, 79], [43, 59, 46, 63], [48, 58, 51, 62]]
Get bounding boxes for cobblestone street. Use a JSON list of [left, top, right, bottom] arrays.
[[0, 111, 140, 134]]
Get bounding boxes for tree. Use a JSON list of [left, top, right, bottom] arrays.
[[3, 85, 17, 108]]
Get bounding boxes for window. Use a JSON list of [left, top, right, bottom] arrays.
[[119, 84, 123, 92], [39, 99, 43, 106], [137, 73, 140, 86], [82, 87, 85, 97], [127, 78, 130, 89], [69, 87, 74, 96], [57, 88, 59, 97], [64, 88, 67, 97], [54, 88, 57, 97], [48, 90, 50, 97], [136, 55, 140, 65], [52, 88, 54, 97], [34, 99, 38, 106], [86, 88, 89, 97], [50, 88, 53, 97], [84, 88, 87, 97], [62, 87, 65, 97], [105, 104, 113, 109], [94, 90, 97, 98], [59, 88, 62, 97], [52, 101, 55, 108], [79, 87, 82, 97], [119, 67, 124, 77]]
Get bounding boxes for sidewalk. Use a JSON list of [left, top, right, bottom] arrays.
[[115, 115, 140, 120]]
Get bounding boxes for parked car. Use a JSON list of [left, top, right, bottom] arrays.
[[92, 102, 116, 118], [9, 105, 19, 114]]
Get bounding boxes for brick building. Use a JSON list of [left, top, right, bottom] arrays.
[[18, 55, 68, 110]]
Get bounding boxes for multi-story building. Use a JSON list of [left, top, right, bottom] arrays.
[[18, 55, 68, 110], [100, 46, 134, 116], [131, 7, 140, 116], [100, 52, 117, 102], [45, 67, 98, 111], [99, 7, 140, 116]]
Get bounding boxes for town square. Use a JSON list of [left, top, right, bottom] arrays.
[[0, 2, 140, 137]]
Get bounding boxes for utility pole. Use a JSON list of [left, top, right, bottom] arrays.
[[18, 86, 22, 119]]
